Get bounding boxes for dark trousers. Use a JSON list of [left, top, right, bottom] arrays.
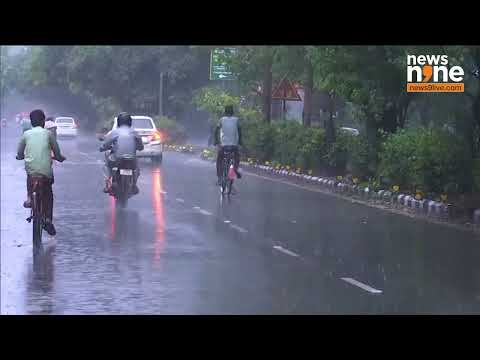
[[216, 146, 240, 178], [27, 174, 54, 222]]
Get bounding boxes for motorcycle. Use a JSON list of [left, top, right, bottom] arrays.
[[110, 155, 137, 208], [99, 135, 137, 208]]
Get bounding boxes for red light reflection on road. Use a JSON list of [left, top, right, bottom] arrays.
[[152, 169, 166, 263], [110, 196, 116, 240]]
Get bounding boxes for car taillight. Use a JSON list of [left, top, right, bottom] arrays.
[[153, 131, 162, 141]]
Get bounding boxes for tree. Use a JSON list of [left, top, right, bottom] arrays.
[[229, 46, 279, 122], [307, 46, 417, 172], [12, 46, 211, 129]]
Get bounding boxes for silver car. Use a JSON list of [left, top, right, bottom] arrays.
[[55, 117, 78, 137], [110, 115, 164, 163]]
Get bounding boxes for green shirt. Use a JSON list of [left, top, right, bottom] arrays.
[[17, 126, 63, 178]]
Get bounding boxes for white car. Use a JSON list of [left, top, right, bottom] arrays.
[[110, 115, 163, 163], [340, 127, 360, 136], [55, 117, 78, 137]]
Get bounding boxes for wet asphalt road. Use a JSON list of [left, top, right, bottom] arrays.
[[1, 125, 480, 314]]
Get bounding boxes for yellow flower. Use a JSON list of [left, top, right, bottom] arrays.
[[337, 175, 343, 181], [353, 177, 359, 184], [415, 194, 422, 200], [393, 185, 400, 192], [440, 194, 448, 202], [286, 165, 290, 170]]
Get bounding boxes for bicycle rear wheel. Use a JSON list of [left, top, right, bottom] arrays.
[[32, 192, 43, 246], [220, 158, 230, 195], [226, 179, 234, 195]]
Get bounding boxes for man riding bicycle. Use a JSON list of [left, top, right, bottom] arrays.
[[214, 105, 243, 185], [16, 109, 66, 236], [100, 112, 144, 194]]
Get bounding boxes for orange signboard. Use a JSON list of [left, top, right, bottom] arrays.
[[272, 78, 302, 101]]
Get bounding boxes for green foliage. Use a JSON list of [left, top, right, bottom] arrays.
[[241, 119, 327, 170], [10, 45, 209, 128], [474, 159, 480, 192], [271, 122, 326, 170], [242, 120, 276, 162], [324, 131, 370, 177], [378, 128, 465, 194], [193, 86, 240, 122], [153, 116, 187, 145], [325, 131, 349, 171], [7, 45, 480, 197], [193, 86, 263, 125], [346, 135, 370, 177]]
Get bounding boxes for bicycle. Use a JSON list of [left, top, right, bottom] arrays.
[[219, 147, 237, 196], [26, 176, 51, 246]]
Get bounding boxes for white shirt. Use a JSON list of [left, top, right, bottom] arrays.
[[220, 116, 239, 146], [45, 120, 57, 129]]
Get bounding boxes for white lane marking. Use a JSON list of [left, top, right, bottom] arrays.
[[176, 198, 185, 203], [341, 277, 383, 294], [192, 206, 212, 216], [230, 224, 248, 233], [224, 220, 231, 224], [79, 152, 89, 156], [273, 245, 300, 257], [290, 220, 297, 224]]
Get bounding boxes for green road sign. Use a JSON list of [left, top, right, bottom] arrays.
[[210, 48, 237, 80]]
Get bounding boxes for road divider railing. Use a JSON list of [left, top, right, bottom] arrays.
[[232, 158, 477, 230], [163, 144, 196, 154]]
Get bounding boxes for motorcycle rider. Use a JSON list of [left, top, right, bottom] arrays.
[[16, 109, 66, 236], [214, 105, 243, 185], [100, 112, 144, 194], [45, 116, 57, 139]]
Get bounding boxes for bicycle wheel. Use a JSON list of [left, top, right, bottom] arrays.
[[32, 192, 43, 246], [226, 179, 234, 195], [220, 159, 229, 195], [226, 157, 235, 195]]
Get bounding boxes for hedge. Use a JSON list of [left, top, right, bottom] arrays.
[[241, 120, 468, 196]]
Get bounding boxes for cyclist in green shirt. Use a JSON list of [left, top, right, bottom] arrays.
[[16, 109, 66, 236]]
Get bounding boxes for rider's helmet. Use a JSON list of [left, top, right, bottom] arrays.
[[117, 112, 132, 127]]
